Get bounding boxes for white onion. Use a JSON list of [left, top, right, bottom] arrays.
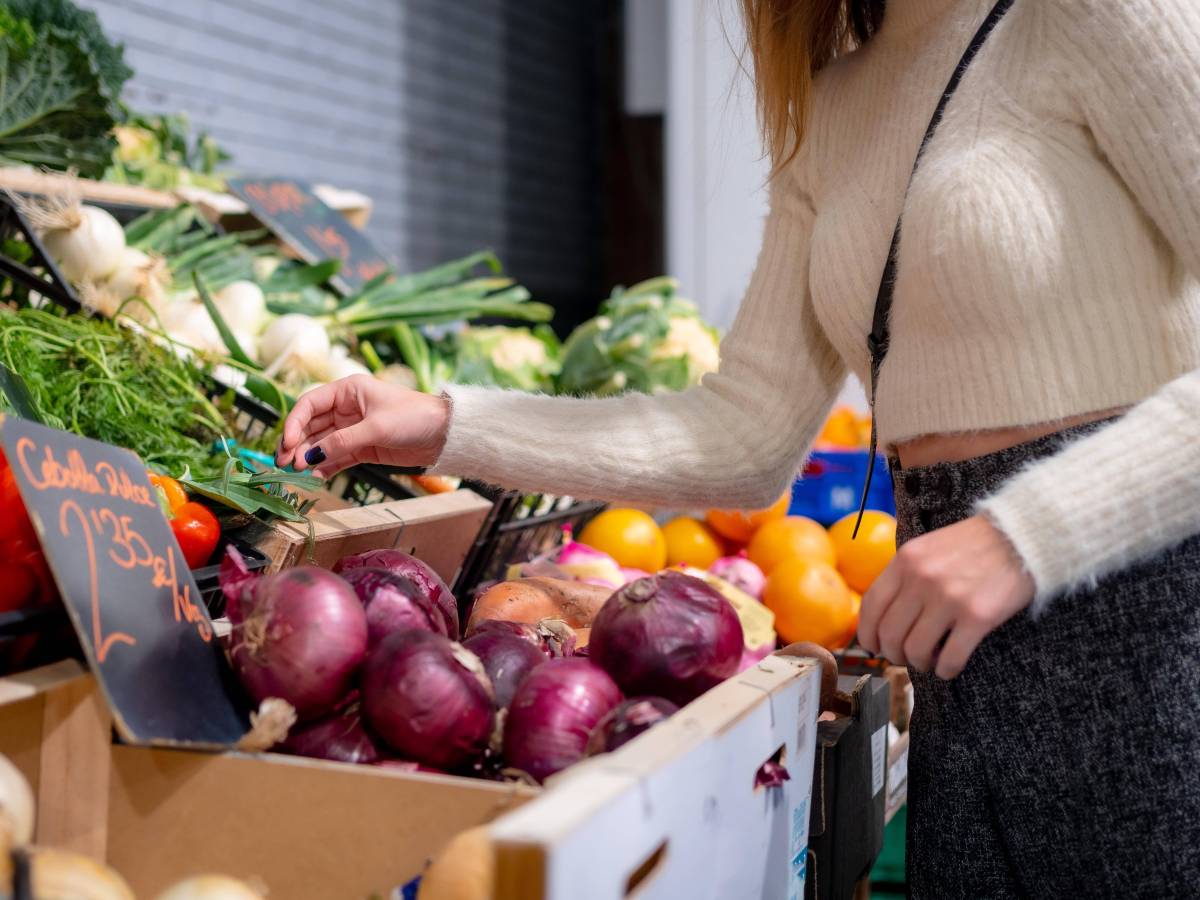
[[214, 280, 266, 333], [154, 874, 266, 900], [259, 314, 330, 378], [165, 297, 223, 353], [42, 204, 126, 283], [101, 247, 169, 321], [21, 847, 136, 899]]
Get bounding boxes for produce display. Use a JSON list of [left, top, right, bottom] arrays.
[[206, 540, 764, 786]]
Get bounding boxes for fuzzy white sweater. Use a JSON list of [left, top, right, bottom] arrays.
[[435, 0, 1200, 608]]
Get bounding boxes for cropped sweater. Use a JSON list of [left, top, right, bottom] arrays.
[[434, 0, 1200, 610]]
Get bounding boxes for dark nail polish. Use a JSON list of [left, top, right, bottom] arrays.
[[305, 446, 326, 466]]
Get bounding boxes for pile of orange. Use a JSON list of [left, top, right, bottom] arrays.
[[815, 405, 873, 450], [573, 490, 899, 654], [707, 493, 897, 651]]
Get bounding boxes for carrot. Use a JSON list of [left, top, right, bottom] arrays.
[[467, 577, 611, 631]]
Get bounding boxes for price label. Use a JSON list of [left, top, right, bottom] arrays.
[[2, 418, 249, 746], [227, 176, 391, 295]]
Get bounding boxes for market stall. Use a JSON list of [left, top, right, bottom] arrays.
[[0, 3, 907, 898]]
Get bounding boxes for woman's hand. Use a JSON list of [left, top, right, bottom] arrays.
[[856, 515, 1035, 680], [275, 376, 450, 478]]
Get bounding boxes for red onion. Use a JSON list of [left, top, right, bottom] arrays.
[[503, 658, 622, 783], [586, 697, 678, 755], [755, 760, 791, 789], [462, 631, 546, 709], [589, 571, 743, 706], [464, 618, 577, 658], [277, 692, 382, 765], [339, 567, 446, 647], [220, 547, 367, 721], [361, 630, 494, 770], [334, 549, 459, 639]]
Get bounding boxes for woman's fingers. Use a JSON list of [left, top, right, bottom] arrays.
[[306, 419, 380, 476], [291, 423, 339, 472], [934, 620, 988, 680], [874, 592, 923, 665], [857, 555, 903, 654], [279, 382, 344, 464], [902, 605, 956, 672]]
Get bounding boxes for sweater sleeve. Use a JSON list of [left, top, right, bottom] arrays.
[[977, 0, 1200, 610], [431, 169, 846, 509]]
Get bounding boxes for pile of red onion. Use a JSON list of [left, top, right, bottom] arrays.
[[218, 547, 748, 783]]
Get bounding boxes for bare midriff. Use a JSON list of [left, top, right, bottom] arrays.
[[892, 406, 1131, 469]]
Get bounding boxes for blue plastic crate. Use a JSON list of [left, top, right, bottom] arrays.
[[789, 450, 895, 526]]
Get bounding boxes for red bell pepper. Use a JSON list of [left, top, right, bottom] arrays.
[[0, 450, 56, 612], [149, 472, 221, 569]]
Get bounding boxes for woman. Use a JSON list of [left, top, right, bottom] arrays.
[[279, 0, 1200, 894]]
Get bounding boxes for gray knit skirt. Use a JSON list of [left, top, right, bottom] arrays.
[[893, 420, 1200, 899]]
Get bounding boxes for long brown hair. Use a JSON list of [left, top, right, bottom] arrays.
[[741, 0, 885, 175]]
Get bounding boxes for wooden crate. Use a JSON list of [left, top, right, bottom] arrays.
[[0, 660, 111, 859], [251, 488, 492, 582]]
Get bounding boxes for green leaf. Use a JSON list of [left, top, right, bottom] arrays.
[[0, 27, 119, 178], [193, 272, 258, 368], [0, 361, 43, 423], [6, 0, 132, 103], [181, 474, 309, 522], [261, 259, 341, 293]]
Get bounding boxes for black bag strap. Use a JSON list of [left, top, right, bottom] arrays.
[[853, 0, 1015, 537]]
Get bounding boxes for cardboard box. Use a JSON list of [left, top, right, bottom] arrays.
[[1, 655, 825, 899], [0, 660, 112, 859], [491, 654, 823, 900], [805, 675, 890, 900], [107, 748, 535, 897], [251, 488, 492, 583]]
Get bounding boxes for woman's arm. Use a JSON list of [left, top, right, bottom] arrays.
[[430, 172, 846, 509], [977, 0, 1200, 609]]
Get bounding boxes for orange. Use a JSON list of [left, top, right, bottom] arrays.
[[816, 406, 862, 448], [662, 517, 723, 569], [706, 491, 790, 544], [828, 511, 897, 593], [578, 508, 667, 572], [747, 516, 836, 574], [763, 557, 855, 649]]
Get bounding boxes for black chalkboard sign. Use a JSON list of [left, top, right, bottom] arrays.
[[226, 176, 390, 295], [1, 418, 250, 747]]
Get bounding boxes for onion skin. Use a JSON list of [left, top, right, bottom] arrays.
[[277, 693, 382, 765], [589, 571, 743, 706], [221, 547, 367, 721], [339, 567, 446, 647], [464, 618, 576, 658], [586, 696, 678, 755], [503, 658, 622, 783], [362, 630, 494, 771], [335, 549, 459, 639], [462, 631, 547, 709]]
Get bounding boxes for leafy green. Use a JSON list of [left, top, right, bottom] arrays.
[[556, 277, 721, 397], [4, 0, 132, 103], [0, 0, 131, 177], [182, 461, 319, 523]]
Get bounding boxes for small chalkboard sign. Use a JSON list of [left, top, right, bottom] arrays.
[[1, 418, 250, 747], [226, 176, 391, 295]]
